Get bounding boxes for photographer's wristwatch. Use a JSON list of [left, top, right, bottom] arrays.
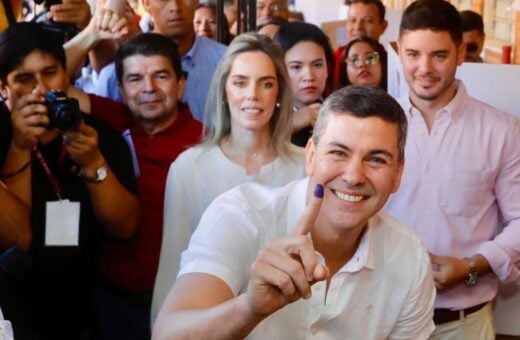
[[464, 257, 479, 287], [80, 163, 109, 183]]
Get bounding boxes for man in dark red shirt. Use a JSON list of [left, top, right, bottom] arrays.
[[72, 33, 203, 339]]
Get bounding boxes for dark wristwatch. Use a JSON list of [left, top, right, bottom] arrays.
[[80, 163, 109, 183], [464, 257, 479, 287]]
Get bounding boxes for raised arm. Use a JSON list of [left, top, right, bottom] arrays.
[[152, 184, 328, 339], [64, 7, 128, 79]]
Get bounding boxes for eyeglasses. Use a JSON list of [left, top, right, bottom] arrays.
[[346, 52, 380, 67], [256, 2, 287, 12]]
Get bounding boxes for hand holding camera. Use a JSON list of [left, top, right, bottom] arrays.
[[10, 89, 82, 150]]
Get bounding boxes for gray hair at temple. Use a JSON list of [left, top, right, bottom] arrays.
[[312, 86, 407, 161]]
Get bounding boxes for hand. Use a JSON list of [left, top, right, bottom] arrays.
[[245, 184, 329, 317], [89, 8, 129, 42], [292, 103, 321, 133], [63, 121, 105, 173], [429, 253, 469, 291], [9, 89, 49, 150], [47, 0, 92, 29]]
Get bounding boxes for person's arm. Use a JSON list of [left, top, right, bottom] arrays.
[[292, 103, 321, 134], [47, 0, 92, 30], [0, 181, 31, 251], [63, 8, 128, 80], [153, 274, 263, 339], [1, 90, 49, 208], [153, 185, 328, 339], [430, 121, 520, 289], [63, 121, 139, 239]]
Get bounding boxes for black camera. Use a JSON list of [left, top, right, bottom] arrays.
[[45, 90, 82, 131]]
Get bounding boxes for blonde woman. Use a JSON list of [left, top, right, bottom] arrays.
[[151, 33, 306, 322]]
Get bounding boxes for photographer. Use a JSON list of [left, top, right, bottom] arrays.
[[0, 22, 139, 338]]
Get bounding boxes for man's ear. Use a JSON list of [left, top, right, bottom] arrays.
[[381, 20, 388, 35], [391, 160, 405, 193], [305, 138, 316, 177], [0, 79, 7, 99]]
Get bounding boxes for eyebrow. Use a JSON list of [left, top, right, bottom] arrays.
[[229, 75, 276, 81], [327, 141, 395, 159]]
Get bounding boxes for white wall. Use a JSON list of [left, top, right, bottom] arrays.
[[294, 0, 345, 27]]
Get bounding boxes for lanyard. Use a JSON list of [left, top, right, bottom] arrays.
[[32, 145, 66, 200]]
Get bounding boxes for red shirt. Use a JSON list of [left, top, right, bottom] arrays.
[[333, 45, 347, 89], [89, 94, 203, 292]]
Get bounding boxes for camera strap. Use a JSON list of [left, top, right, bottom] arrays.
[[33, 145, 65, 200]]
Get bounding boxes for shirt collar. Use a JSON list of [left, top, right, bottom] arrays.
[[182, 35, 202, 67], [404, 80, 468, 123], [339, 218, 376, 273], [131, 102, 194, 136]]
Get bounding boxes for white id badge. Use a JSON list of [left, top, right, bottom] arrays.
[[45, 200, 80, 246]]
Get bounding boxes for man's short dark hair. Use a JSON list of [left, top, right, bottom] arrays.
[[115, 33, 184, 84], [399, 0, 462, 46], [460, 10, 484, 36], [0, 22, 66, 83], [313, 86, 407, 161], [347, 0, 386, 22]]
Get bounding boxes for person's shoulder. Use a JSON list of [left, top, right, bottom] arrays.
[[375, 211, 426, 248], [214, 178, 303, 213], [196, 36, 227, 57]]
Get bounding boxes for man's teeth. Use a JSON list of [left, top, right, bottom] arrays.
[[335, 191, 364, 202]]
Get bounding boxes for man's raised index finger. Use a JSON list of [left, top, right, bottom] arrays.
[[293, 184, 324, 236]]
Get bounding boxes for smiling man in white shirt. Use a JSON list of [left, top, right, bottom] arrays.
[[153, 86, 435, 340]]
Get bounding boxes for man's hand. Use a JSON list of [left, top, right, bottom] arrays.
[[47, 0, 92, 29], [245, 184, 329, 317], [292, 103, 321, 133], [9, 89, 49, 150], [63, 121, 105, 174], [89, 8, 129, 42], [429, 253, 469, 290]]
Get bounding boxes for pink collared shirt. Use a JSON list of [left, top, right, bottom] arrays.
[[385, 81, 520, 309]]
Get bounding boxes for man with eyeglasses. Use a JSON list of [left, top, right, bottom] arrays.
[[256, 0, 290, 21]]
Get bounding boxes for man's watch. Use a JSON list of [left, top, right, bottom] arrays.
[[464, 257, 479, 287], [80, 163, 109, 183]]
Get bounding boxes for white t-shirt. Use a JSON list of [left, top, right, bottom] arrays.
[[152, 144, 306, 322], [179, 178, 436, 339]]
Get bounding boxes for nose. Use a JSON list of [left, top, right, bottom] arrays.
[[342, 158, 366, 187], [168, 0, 181, 11], [354, 19, 364, 31], [142, 76, 156, 92], [302, 65, 315, 82], [418, 55, 433, 73], [245, 83, 259, 100], [34, 77, 50, 96]]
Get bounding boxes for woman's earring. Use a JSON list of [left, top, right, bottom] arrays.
[[276, 102, 281, 108]]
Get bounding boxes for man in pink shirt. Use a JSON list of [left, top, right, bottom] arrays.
[[385, 0, 520, 339]]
